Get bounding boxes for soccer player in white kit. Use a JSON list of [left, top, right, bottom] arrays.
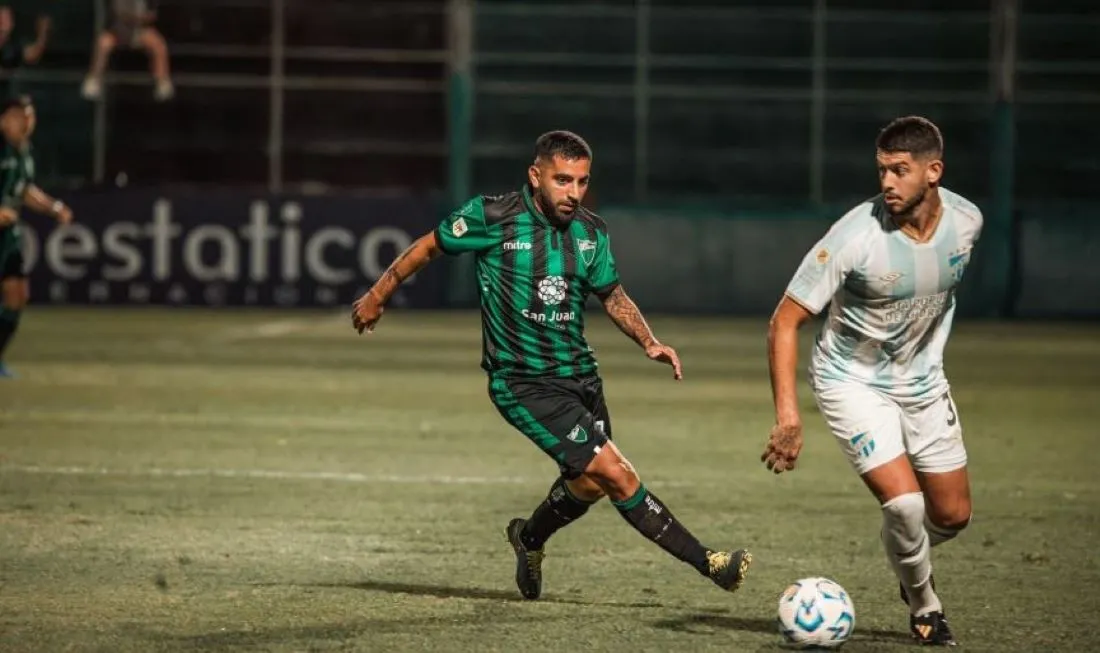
[[763, 116, 978, 647]]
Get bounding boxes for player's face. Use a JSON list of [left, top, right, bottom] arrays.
[[1, 107, 34, 144], [876, 150, 942, 217], [528, 154, 591, 225], [0, 110, 22, 144]]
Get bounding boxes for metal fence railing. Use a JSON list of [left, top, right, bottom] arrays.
[[0, 0, 1095, 207]]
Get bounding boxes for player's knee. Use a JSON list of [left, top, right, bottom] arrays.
[[583, 450, 638, 503], [881, 492, 926, 547], [930, 508, 971, 533], [926, 490, 971, 531], [567, 475, 605, 503], [144, 33, 167, 56]]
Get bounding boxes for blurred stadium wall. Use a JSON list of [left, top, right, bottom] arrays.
[[5, 0, 1098, 317]]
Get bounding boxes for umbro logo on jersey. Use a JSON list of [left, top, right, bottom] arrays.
[[880, 272, 905, 286], [503, 240, 531, 250]]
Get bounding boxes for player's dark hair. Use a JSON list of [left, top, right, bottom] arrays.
[[534, 130, 592, 162], [876, 116, 943, 159], [2, 95, 32, 114]]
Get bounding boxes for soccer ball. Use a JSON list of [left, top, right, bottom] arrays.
[[777, 577, 856, 649]]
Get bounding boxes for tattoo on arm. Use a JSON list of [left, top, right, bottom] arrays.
[[368, 235, 441, 303], [602, 285, 657, 349], [378, 248, 414, 287]]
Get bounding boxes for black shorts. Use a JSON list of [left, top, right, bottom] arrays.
[[488, 375, 613, 480], [0, 248, 24, 279]]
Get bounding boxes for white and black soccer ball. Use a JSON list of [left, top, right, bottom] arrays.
[[777, 577, 856, 649], [537, 276, 568, 305]]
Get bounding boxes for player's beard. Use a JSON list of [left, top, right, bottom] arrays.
[[535, 188, 575, 227], [887, 185, 927, 220]]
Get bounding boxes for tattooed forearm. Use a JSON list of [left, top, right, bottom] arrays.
[[367, 233, 442, 303], [601, 285, 658, 349]]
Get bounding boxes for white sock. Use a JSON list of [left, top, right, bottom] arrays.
[[882, 492, 942, 616]]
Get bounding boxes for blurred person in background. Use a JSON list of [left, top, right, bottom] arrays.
[[0, 4, 51, 98], [81, 0, 173, 102], [0, 95, 73, 378]]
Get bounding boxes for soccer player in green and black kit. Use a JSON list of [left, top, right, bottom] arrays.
[[0, 96, 73, 378], [351, 131, 751, 599]]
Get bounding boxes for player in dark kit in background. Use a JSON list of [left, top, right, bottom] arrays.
[[0, 96, 74, 378], [352, 130, 752, 600]]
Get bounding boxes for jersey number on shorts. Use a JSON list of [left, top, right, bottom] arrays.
[[942, 392, 957, 427]]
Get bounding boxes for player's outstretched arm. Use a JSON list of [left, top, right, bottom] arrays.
[[22, 185, 72, 224], [600, 285, 682, 380], [22, 16, 51, 64], [762, 295, 814, 474], [351, 230, 444, 334]]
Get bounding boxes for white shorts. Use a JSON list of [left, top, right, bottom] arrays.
[[813, 383, 967, 475]]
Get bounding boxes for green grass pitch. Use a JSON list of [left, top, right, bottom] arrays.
[[1, 308, 1097, 652]]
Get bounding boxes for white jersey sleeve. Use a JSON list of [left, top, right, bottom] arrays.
[[785, 206, 873, 314]]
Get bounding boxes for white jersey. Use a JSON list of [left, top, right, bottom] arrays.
[[786, 188, 983, 401]]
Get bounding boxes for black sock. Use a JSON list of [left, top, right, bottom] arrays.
[[614, 484, 710, 575], [0, 308, 19, 361], [520, 477, 596, 550]]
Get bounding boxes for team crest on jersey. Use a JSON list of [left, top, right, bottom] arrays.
[[578, 239, 597, 266], [948, 246, 972, 282], [567, 424, 588, 444], [451, 217, 468, 237]]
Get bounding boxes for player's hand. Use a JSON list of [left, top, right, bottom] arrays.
[[762, 420, 803, 474], [644, 342, 682, 380], [55, 205, 73, 225], [351, 290, 384, 334], [0, 210, 15, 227]]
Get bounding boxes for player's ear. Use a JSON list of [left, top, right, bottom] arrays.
[[527, 162, 541, 189], [925, 158, 944, 185]]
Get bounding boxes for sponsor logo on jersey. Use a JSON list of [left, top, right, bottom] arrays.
[[522, 275, 575, 327], [884, 290, 950, 323], [536, 275, 567, 305]]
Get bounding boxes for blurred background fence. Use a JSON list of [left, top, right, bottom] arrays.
[[2, 0, 1097, 316]]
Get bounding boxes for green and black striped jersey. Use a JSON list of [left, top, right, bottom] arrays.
[[0, 142, 33, 213], [435, 185, 620, 379], [0, 143, 34, 248]]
